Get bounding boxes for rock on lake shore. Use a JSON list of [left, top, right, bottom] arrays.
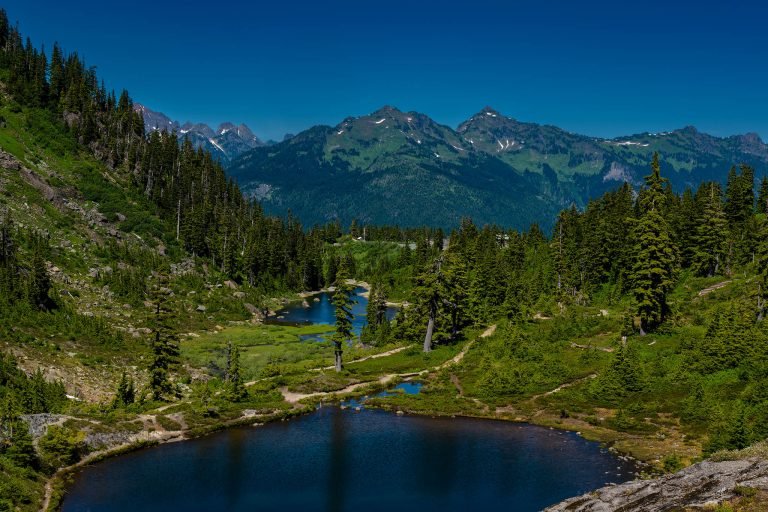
[[546, 458, 768, 511]]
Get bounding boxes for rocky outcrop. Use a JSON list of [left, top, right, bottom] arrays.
[[546, 459, 768, 511]]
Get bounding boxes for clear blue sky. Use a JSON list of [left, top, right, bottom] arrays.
[[5, 1, 767, 141]]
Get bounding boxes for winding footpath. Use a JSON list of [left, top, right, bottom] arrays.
[[280, 324, 497, 405], [41, 324, 497, 511]]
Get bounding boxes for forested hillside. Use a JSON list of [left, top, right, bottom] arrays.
[[0, 9, 338, 508], [230, 105, 768, 230]]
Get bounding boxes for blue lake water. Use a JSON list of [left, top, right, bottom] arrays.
[[269, 286, 398, 340], [341, 381, 424, 409], [62, 288, 639, 511], [62, 406, 638, 512]]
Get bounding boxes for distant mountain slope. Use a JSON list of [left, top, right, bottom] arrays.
[[135, 104, 264, 165], [228, 107, 560, 229], [230, 106, 768, 230]]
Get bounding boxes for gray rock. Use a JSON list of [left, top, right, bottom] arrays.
[[20, 413, 68, 439], [546, 458, 768, 511], [196, 304, 207, 312], [0, 150, 21, 171], [244, 303, 261, 316]]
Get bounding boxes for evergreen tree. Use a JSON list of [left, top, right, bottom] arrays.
[[331, 264, 355, 372], [363, 283, 389, 346], [26, 235, 54, 310], [630, 154, 678, 333], [226, 342, 248, 401], [725, 165, 755, 228], [691, 182, 728, 277], [416, 256, 445, 352], [729, 404, 751, 450], [758, 176, 768, 215], [113, 371, 135, 408], [148, 274, 180, 401], [757, 219, 768, 320], [593, 342, 644, 402]]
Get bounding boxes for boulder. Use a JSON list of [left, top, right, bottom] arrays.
[[546, 458, 768, 511]]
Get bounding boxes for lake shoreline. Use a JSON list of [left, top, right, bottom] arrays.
[[57, 392, 645, 512], [50, 373, 658, 512], [48, 318, 670, 511], [296, 280, 403, 307]]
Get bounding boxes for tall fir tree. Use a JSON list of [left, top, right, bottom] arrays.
[[148, 274, 180, 401], [331, 263, 355, 372], [691, 182, 728, 277], [758, 176, 768, 215], [113, 371, 135, 408], [415, 256, 446, 352], [225, 342, 248, 401], [630, 154, 678, 333]]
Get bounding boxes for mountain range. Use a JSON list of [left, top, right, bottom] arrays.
[[135, 104, 265, 165], [227, 106, 768, 230]]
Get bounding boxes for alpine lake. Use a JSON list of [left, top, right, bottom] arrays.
[[62, 287, 638, 511]]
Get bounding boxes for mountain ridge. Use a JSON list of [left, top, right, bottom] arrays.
[[134, 103, 265, 165], [229, 105, 768, 230]]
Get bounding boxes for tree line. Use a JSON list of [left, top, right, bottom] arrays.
[[352, 154, 767, 352], [0, 8, 334, 294]]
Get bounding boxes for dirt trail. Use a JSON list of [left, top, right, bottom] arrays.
[[570, 342, 614, 353], [279, 373, 417, 404], [42, 325, 498, 509], [280, 325, 497, 404], [528, 373, 597, 402], [436, 324, 495, 371], [450, 373, 489, 412], [310, 345, 411, 372], [697, 280, 732, 297]]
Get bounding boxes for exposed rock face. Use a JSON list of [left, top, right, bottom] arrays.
[[21, 413, 69, 439], [546, 459, 768, 511]]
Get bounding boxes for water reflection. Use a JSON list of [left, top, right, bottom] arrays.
[[64, 407, 639, 512], [327, 406, 347, 512], [268, 287, 397, 338]]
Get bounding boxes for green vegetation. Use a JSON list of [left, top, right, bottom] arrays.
[[1, 6, 768, 512]]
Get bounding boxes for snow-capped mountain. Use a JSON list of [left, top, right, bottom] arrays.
[[228, 105, 768, 230], [135, 104, 264, 165]]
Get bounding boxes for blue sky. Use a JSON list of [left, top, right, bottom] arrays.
[[6, 1, 767, 141]]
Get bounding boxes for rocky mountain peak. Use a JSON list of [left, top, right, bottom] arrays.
[[136, 105, 265, 165]]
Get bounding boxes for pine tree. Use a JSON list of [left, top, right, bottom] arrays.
[[0, 216, 19, 303], [26, 235, 54, 310], [148, 274, 180, 401], [758, 176, 768, 215], [630, 154, 678, 333], [331, 263, 355, 372], [725, 165, 755, 228], [226, 342, 248, 401], [416, 257, 444, 352], [729, 404, 751, 450], [113, 371, 135, 408], [442, 250, 468, 339], [757, 220, 768, 320], [691, 182, 728, 277], [363, 283, 389, 345]]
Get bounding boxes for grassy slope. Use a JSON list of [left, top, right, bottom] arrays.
[[369, 272, 760, 468]]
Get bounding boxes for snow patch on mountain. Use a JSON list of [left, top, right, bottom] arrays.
[[603, 162, 633, 183]]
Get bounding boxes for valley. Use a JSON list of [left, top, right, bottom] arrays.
[[0, 6, 767, 512]]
